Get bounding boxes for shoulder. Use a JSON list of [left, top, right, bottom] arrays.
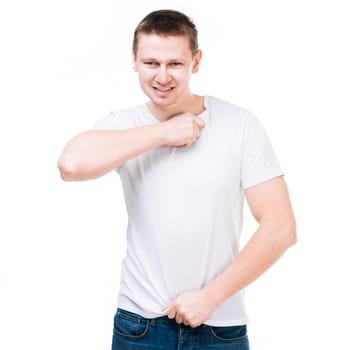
[[206, 95, 255, 130], [93, 104, 144, 130], [206, 95, 248, 115], [206, 95, 251, 124]]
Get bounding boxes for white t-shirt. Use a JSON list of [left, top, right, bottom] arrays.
[[94, 95, 284, 326]]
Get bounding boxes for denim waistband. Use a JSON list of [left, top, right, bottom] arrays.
[[117, 308, 207, 329]]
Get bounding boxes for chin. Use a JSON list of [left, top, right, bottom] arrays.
[[149, 95, 177, 108]]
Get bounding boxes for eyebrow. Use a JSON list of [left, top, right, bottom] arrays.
[[140, 58, 185, 62]]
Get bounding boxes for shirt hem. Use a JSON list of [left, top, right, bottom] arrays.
[[242, 170, 284, 190], [117, 302, 249, 327]]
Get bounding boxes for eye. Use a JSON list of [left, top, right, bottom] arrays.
[[144, 61, 159, 66], [170, 62, 183, 67]]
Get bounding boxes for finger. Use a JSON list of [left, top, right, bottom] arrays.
[[175, 313, 183, 324], [167, 308, 176, 319], [177, 142, 192, 148], [162, 305, 175, 318], [195, 117, 205, 129]]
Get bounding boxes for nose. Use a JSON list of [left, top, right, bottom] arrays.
[[155, 64, 171, 85]]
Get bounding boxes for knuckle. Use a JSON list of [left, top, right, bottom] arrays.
[[178, 307, 185, 315]]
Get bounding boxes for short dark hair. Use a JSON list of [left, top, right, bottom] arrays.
[[132, 9, 199, 57]]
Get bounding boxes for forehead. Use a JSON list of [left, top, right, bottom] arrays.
[[136, 33, 192, 59]]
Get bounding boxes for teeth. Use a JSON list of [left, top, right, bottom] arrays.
[[155, 87, 172, 92]]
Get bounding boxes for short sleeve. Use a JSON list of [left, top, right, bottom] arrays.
[[240, 111, 284, 190], [93, 111, 126, 131], [93, 111, 129, 174]]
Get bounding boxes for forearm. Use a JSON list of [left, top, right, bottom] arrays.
[[58, 124, 165, 181], [202, 221, 296, 309]]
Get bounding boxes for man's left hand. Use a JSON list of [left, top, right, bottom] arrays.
[[161, 289, 216, 328]]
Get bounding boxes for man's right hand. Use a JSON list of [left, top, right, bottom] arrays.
[[159, 112, 205, 148]]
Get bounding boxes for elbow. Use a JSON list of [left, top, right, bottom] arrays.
[[284, 218, 297, 249], [57, 156, 80, 182]]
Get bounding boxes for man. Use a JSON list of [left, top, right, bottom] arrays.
[[58, 9, 296, 350]]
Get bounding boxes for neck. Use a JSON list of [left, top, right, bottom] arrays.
[[147, 94, 205, 122]]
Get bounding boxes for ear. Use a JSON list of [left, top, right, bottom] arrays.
[[192, 49, 202, 74], [132, 50, 137, 72]]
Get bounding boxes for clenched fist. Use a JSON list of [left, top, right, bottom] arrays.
[[161, 288, 216, 328], [159, 112, 205, 148]]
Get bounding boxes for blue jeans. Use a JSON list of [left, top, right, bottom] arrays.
[[112, 308, 250, 350]]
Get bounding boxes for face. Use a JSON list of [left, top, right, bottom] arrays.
[[133, 33, 202, 111]]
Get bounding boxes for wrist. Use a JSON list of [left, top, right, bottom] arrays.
[[201, 284, 223, 311], [151, 123, 167, 146]]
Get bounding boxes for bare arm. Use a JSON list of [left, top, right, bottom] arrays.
[[57, 125, 164, 181], [163, 176, 297, 327], [57, 113, 205, 181], [202, 176, 297, 305]]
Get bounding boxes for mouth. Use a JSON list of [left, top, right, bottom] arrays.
[[153, 86, 175, 94]]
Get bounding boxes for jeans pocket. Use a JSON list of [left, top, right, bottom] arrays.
[[114, 308, 149, 339], [209, 324, 247, 342]]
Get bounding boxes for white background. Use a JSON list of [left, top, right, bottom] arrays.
[[1, 0, 350, 349]]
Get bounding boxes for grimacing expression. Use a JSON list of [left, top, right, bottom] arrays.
[[133, 33, 202, 108]]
